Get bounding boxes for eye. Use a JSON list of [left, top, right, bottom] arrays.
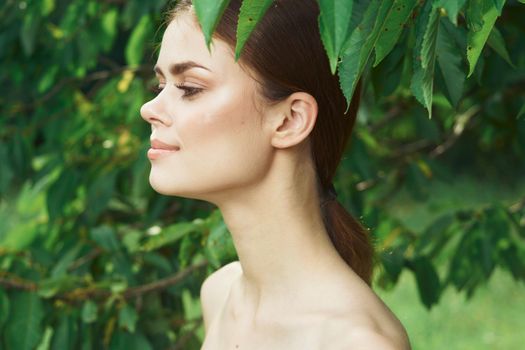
[[175, 83, 203, 99]]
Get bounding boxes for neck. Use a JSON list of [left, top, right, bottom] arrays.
[[212, 152, 349, 320]]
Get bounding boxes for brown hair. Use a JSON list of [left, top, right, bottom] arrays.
[[169, 0, 375, 285]]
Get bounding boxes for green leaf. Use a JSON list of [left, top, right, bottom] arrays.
[[36, 326, 53, 350], [90, 226, 121, 251], [109, 330, 153, 350], [436, 21, 465, 107], [118, 304, 138, 333], [20, 11, 40, 57], [204, 218, 236, 269], [125, 15, 153, 67], [411, 256, 441, 309], [5, 292, 44, 350], [466, 0, 501, 77], [487, 26, 515, 68], [82, 300, 98, 324], [51, 314, 78, 350], [517, 103, 525, 120], [435, 0, 467, 25], [373, 0, 417, 67], [193, 0, 231, 49], [85, 170, 117, 224], [492, 0, 506, 13], [46, 167, 80, 222], [235, 0, 274, 60], [142, 221, 199, 252], [410, 1, 440, 117], [0, 288, 9, 327], [318, 0, 354, 74], [339, 0, 384, 105]]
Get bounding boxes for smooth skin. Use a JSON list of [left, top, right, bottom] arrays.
[[140, 11, 411, 350]]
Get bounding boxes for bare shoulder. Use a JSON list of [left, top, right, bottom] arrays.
[[200, 260, 242, 330], [320, 312, 411, 350]]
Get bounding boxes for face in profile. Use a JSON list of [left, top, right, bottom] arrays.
[[140, 14, 275, 203]]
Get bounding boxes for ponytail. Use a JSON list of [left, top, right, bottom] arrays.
[[320, 194, 375, 286]]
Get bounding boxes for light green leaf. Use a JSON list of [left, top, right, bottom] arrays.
[[466, 0, 500, 77], [435, 0, 467, 25], [487, 26, 514, 68], [193, 0, 231, 49], [517, 103, 525, 119], [118, 304, 138, 333], [410, 2, 440, 117], [35, 326, 53, 350], [5, 292, 44, 350], [318, 0, 354, 74], [235, 0, 274, 60], [374, 0, 418, 67], [436, 21, 465, 107], [142, 221, 199, 251], [125, 15, 153, 67], [82, 300, 98, 324]]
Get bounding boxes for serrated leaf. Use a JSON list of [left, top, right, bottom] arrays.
[[436, 21, 465, 107], [5, 292, 44, 350], [487, 26, 514, 68], [339, 0, 385, 106], [318, 0, 354, 74], [410, 1, 440, 117], [235, 0, 274, 60], [193, 0, 231, 49], [466, 0, 501, 77], [125, 15, 153, 67], [373, 0, 417, 67], [435, 0, 467, 25]]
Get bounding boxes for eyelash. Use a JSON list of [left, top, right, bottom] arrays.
[[150, 83, 203, 99]]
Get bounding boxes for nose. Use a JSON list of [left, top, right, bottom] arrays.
[[140, 96, 173, 127]]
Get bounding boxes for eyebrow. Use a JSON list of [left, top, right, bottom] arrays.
[[154, 61, 211, 76]]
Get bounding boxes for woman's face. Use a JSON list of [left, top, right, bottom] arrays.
[[140, 13, 274, 202]]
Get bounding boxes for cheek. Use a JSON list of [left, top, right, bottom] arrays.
[[177, 88, 270, 176]]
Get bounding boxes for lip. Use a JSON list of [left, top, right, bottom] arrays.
[[148, 138, 180, 160]]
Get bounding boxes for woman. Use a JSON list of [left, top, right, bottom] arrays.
[[140, 0, 411, 349]]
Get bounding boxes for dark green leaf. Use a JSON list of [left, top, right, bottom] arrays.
[[318, 0, 354, 73], [411, 256, 441, 309], [90, 226, 121, 251], [373, 0, 417, 67], [410, 1, 440, 117], [5, 292, 44, 350], [235, 0, 274, 60], [435, 0, 467, 25], [487, 26, 515, 68], [436, 21, 465, 107]]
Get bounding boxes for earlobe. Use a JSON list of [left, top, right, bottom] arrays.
[[271, 92, 318, 149]]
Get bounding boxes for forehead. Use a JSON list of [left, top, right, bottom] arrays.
[[156, 14, 237, 77]]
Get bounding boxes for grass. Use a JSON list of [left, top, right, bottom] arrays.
[[375, 268, 525, 350]]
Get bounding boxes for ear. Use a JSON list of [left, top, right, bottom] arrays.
[[269, 92, 318, 149]]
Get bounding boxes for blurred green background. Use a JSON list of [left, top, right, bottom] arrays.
[[0, 0, 524, 349]]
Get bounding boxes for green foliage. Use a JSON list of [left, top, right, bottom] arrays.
[[1, 0, 524, 348]]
